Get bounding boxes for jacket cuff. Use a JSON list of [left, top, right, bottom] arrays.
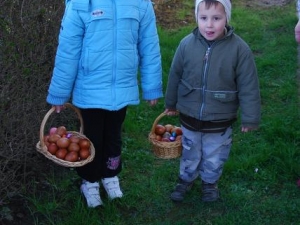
[[46, 93, 69, 106], [143, 88, 163, 100]]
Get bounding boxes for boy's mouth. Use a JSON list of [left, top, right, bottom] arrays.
[[206, 31, 214, 35]]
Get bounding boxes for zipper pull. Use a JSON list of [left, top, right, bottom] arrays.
[[204, 47, 210, 61]]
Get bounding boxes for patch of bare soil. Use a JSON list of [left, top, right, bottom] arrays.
[[153, 0, 195, 29], [153, 0, 293, 30]]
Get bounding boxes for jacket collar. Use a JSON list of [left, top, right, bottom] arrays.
[[193, 26, 234, 42]]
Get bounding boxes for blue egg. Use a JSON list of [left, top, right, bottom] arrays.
[[171, 132, 177, 137]]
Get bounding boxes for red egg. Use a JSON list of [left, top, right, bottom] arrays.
[[171, 127, 183, 136], [79, 139, 91, 149], [56, 126, 67, 136], [68, 142, 80, 152], [56, 137, 70, 149], [79, 148, 90, 160], [48, 134, 61, 143], [65, 151, 79, 162], [55, 148, 68, 160], [48, 143, 58, 155], [155, 124, 166, 135], [69, 135, 80, 143]]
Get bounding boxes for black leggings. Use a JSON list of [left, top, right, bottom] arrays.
[[76, 107, 127, 182]]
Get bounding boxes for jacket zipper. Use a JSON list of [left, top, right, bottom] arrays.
[[199, 45, 212, 120], [112, 0, 117, 108]]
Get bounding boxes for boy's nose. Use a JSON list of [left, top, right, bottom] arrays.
[[206, 19, 213, 27]]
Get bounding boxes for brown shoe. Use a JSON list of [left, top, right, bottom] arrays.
[[201, 181, 219, 202]]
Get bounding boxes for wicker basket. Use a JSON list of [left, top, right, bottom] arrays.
[[148, 112, 182, 159], [36, 103, 95, 167]]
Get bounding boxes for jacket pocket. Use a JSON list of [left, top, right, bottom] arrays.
[[178, 79, 201, 96], [205, 90, 239, 114], [117, 6, 140, 42], [207, 91, 238, 103]]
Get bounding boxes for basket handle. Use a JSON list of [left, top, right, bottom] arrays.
[[39, 103, 83, 148], [150, 112, 167, 134], [150, 111, 180, 134]]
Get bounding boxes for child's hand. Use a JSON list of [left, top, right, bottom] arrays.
[[241, 126, 257, 133], [53, 105, 64, 113], [164, 109, 178, 116], [147, 99, 158, 106], [295, 20, 300, 43]]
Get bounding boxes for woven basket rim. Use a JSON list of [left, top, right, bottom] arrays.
[[36, 103, 95, 167], [148, 112, 182, 159]]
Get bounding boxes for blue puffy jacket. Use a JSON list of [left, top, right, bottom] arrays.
[[47, 0, 163, 110]]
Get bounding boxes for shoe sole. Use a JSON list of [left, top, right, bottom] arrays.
[[170, 196, 184, 202]]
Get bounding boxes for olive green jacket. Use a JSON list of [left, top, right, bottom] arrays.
[[165, 27, 261, 128]]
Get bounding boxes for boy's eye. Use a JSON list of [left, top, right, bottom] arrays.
[[200, 16, 207, 20]]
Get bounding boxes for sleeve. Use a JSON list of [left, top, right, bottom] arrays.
[[236, 47, 261, 128], [137, 1, 163, 101], [46, 2, 85, 105], [164, 43, 184, 110]]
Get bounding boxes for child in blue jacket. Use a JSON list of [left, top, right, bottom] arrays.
[[46, 0, 163, 208]]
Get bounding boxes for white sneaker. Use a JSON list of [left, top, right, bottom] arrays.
[[101, 176, 123, 200], [80, 180, 103, 208]]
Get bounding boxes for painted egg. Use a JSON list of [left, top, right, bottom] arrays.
[[169, 136, 176, 142]]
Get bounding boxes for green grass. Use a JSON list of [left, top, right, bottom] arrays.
[[25, 2, 300, 225], [176, 1, 194, 20]]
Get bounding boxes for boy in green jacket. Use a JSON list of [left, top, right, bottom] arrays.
[[164, 0, 260, 202]]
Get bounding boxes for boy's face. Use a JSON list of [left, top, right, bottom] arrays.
[[197, 2, 227, 41]]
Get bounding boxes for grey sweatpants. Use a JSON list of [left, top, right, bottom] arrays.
[[179, 126, 232, 184]]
